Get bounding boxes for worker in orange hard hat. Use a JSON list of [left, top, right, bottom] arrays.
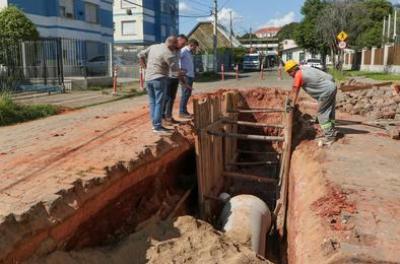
[[285, 60, 339, 146]]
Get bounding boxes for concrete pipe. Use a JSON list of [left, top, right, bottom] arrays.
[[220, 194, 272, 256]]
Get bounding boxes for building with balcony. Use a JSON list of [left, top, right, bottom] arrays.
[[113, 0, 179, 47], [0, 0, 113, 69]]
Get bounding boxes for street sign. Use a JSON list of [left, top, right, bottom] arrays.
[[337, 31, 348, 41], [338, 41, 347, 49]]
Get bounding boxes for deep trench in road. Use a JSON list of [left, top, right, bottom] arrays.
[[26, 88, 314, 264]]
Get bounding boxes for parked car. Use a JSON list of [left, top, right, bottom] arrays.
[[304, 59, 325, 71], [243, 53, 262, 71], [85, 56, 108, 76]]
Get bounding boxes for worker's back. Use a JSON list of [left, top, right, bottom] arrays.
[[300, 66, 336, 100]]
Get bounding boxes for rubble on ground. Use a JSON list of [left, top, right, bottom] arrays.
[[337, 85, 400, 120]]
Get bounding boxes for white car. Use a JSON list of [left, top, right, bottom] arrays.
[[305, 59, 325, 71]]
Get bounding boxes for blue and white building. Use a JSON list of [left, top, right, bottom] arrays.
[[113, 0, 179, 47], [0, 0, 113, 62]]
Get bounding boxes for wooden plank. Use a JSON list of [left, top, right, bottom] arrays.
[[167, 189, 192, 220], [276, 100, 294, 238]]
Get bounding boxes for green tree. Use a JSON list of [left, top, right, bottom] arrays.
[[239, 33, 257, 40], [350, 0, 392, 48], [0, 5, 39, 40], [277, 22, 300, 41], [294, 0, 329, 56]]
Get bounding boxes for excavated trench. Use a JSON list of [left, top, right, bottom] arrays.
[[14, 88, 312, 264]]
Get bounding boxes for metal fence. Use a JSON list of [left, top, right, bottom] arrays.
[[114, 46, 142, 79], [0, 37, 112, 93]]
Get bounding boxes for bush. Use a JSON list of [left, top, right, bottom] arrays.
[[0, 93, 60, 126]]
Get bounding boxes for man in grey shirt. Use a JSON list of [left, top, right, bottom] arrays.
[[138, 36, 184, 134]]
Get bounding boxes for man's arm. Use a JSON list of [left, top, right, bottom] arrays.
[[290, 71, 303, 105], [138, 47, 151, 69]]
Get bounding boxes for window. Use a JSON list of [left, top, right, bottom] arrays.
[[122, 21, 136, 36], [287, 52, 293, 60], [85, 2, 98, 24], [121, 0, 137, 9], [59, 0, 74, 19]]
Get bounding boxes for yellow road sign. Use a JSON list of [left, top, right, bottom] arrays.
[[337, 31, 348, 41]]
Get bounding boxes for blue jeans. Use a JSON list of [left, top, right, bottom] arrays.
[[146, 77, 167, 129], [179, 76, 194, 115]]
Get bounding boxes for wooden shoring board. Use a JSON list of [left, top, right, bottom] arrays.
[[194, 95, 226, 220], [275, 102, 294, 239]]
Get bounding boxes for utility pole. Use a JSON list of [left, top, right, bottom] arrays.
[[229, 10, 233, 49], [383, 16, 387, 44], [213, 0, 218, 72], [388, 13, 392, 40], [250, 26, 253, 50], [394, 9, 398, 41]]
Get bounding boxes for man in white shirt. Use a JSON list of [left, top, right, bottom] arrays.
[[179, 39, 199, 119]]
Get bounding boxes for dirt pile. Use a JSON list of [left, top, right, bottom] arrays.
[[31, 216, 270, 264], [337, 85, 400, 119]]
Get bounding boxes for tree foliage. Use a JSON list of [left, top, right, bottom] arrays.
[[239, 33, 257, 40], [293, 0, 329, 55], [350, 0, 392, 48], [0, 5, 39, 40], [277, 22, 300, 41]]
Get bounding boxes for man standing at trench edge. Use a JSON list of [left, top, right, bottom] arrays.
[[138, 36, 186, 134], [179, 39, 199, 119], [285, 60, 339, 146], [163, 34, 188, 126]]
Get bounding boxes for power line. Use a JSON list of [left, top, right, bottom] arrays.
[[121, 0, 211, 18], [190, 0, 213, 8]]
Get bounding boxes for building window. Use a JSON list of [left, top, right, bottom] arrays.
[[122, 21, 136, 36], [287, 52, 293, 60], [121, 0, 137, 9], [85, 2, 98, 24], [59, 0, 74, 19]]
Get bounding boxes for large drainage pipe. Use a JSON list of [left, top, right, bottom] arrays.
[[220, 194, 272, 256]]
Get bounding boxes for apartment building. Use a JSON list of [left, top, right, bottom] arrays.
[[0, 0, 113, 61], [113, 0, 179, 47]]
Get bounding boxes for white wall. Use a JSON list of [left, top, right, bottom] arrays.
[[113, 0, 145, 44]]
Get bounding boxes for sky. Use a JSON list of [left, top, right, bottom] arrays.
[[179, 0, 400, 36], [179, 0, 305, 35]]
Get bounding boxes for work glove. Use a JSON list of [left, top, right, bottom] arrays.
[[285, 98, 295, 113]]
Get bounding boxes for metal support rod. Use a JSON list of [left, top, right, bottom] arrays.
[[228, 161, 279, 166], [223, 119, 285, 129], [234, 108, 285, 113], [207, 129, 285, 142], [223, 171, 277, 184], [237, 149, 281, 155]]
